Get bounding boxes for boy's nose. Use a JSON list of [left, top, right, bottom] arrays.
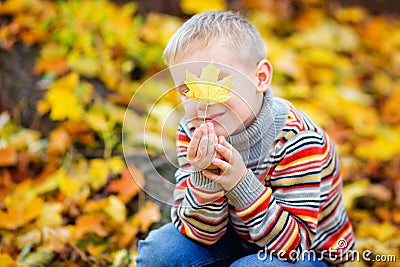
[[196, 101, 208, 111], [196, 101, 211, 119]]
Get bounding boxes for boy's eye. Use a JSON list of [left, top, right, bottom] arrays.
[[183, 89, 190, 94]]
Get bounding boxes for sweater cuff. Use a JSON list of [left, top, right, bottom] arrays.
[[190, 168, 224, 192], [226, 170, 266, 209]]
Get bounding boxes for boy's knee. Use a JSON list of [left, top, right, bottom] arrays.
[[136, 223, 188, 266]]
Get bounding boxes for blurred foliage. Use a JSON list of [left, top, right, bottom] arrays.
[[0, 0, 399, 266]]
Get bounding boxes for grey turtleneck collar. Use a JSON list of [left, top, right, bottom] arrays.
[[226, 88, 290, 165]]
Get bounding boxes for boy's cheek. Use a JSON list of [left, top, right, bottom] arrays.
[[183, 103, 198, 118], [182, 99, 195, 109]]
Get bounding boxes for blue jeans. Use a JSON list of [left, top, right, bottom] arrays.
[[136, 223, 335, 267]]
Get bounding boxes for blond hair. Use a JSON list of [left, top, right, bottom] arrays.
[[163, 11, 265, 66]]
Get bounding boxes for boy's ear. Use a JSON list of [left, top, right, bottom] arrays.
[[256, 59, 273, 93]]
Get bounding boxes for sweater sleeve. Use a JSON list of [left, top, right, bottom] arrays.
[[227, 131, 336, 259], [171, 121, 228, 245]]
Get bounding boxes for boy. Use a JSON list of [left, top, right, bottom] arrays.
[[136, 11, 355, 266]]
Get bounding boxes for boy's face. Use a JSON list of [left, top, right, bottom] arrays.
[[170, 37, 270, 137]]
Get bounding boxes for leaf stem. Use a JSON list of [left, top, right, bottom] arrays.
[[203, 103, 209, 125]]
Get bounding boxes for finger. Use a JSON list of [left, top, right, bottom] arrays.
[[187, 128, 202, 159], [198, 137, 209, 159], [216, 141, 233, 163], [211, 157, 230, 172], [218, 135, 233, 148], [201, 123, 208, 135], [207, 122, 216, 157], [198, 124, 211, 158], [207, 122, 214, 140], [202, 169, 220, 181], [214, 126, 218, 145], [213, 124, 218, 152], [219, 135, 234, 158], [215, 152, 223, 160]]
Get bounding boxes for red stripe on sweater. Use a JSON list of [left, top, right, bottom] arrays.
[[278, 146, 326, 167]]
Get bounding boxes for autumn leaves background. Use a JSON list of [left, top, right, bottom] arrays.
[[0, 0, 400, 266]]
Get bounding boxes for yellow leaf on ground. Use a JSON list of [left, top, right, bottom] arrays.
[[0, 252, 19, 267], [47, 127, 71, 155], [87, 243, 107, 259], [85, 110, 111, 132], [116, 222, 139, 248], [67, 53, 100, 78], [45, 73, 84, 121], [52, 166, 90, 204], [57, 169, 85, 201], [334, 7, 368, 24], [76, 214, 108, 238], [356, 221, 399, 242], [34, 57, 69, 76], [131, 201, 160, 232], [108, 167, 142, 203], [382, 85, 400, 124], [88, 159, 110, 191], [342, 179, 369, 210], [355, 126, 400, 161], [180, 0, 226, 14], [0, 148, 18, 166], [62, 121, 95, 144], [36, 202, 64, 228], [140, 12, 182, 46], [107, 157, 125, 174], [0, 0, 26, 14], [0, 196, 43, 230], [36, 99, 50, 115], [104, 195, 126, 224]]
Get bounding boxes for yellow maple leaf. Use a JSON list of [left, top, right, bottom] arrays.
[[184, 62, 233, 105]]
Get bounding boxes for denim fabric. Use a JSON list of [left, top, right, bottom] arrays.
[[136, 223, 334, 267]]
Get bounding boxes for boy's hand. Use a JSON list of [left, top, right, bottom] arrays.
[[187, 122, 219, 170], [203, 136, 248, 191]]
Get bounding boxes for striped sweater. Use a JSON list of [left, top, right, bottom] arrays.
[[171, 92, 355, 264]]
